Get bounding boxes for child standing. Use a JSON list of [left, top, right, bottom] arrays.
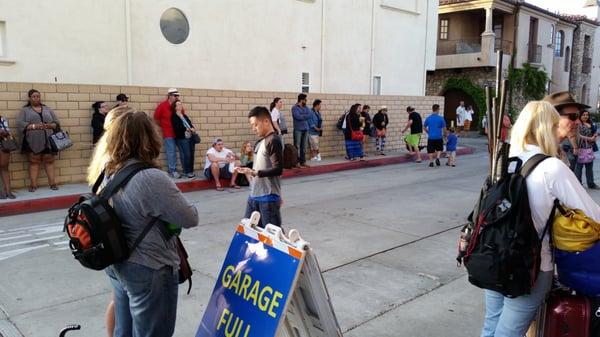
[[446, 127, 458, 167]]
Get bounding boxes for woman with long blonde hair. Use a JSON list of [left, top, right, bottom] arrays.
[[89, 109, 198, 337], [480, 101, 600, 337]]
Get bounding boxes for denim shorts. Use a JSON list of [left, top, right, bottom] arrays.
[[106, 261, 179, 337]]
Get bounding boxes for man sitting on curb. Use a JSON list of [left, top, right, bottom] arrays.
[[204, 138, 240, 191]]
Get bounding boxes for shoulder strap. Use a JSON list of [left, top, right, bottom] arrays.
[[97, 162, 153, 199], [519, 153, 550, 178]]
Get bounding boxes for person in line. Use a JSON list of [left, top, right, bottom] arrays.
[[424, 104, 446, 167], [500, 113, 513, 143], [236, 141, 254, 186], [372, 106, 389, 156], [344, 103, 365, 161], [154, 88, 181, 178], [545, 91, 589, 171], [575, 110, 599, 189], [0, 114, 15, 199], [445, 127, 458, 167], [308, 99, 323, 161], [87, 108, 198, 337], [360, 104, 372, 156], [171, 100, 196, 178], [237, 106, 284, 228], [114, 93, 129, 108], [402, 106, 423, 162], [91, 101, 109, 144], [480, 100, 600, 337], [270, 97, 284, 136], [292, 93, 311, 167], [17, 89, 60, 192], [204, 138, 240, 191], [456, 101, 466, 137], [464, 105, 474, 132]]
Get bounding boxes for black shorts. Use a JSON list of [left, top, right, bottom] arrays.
[[427, 139, 444, 153]]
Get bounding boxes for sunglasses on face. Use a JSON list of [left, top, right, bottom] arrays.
[[567, 113, 579, 121]]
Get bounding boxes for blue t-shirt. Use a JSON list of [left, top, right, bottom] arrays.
[[446, 133, 458, 151], [424, 113, 446, 140]]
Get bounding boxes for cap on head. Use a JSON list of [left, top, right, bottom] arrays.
[[167, 88, 180, 96], [543, 91, 590, 114], [212, 137, 223, 146], [116, 93, 129, 102]]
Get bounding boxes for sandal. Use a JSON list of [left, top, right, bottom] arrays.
[[216, 186, 224, 191], [28, 186, 37, 193], [229, 184, 241, 189], [50, 185, 59, 190]]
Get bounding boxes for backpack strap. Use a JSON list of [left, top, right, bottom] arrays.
[[97, 162, 153, 199], [518, 153, 550, 178]]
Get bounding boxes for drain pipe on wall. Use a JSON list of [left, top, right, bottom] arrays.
[[124, 0, 133, 85], [320, 0, 325, 92], [369, 0, 376, 94], [422, 0, 430, 96]]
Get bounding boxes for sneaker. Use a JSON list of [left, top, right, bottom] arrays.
[[187, 173, 196, 178], [435, 159, 441, 166], [316, 154, 322, 161], [310, 157, 318, 161], [429, 162, 434, 167], [169, 172, 181, 179]]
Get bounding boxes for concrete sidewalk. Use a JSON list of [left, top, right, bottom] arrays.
[[0, 147, 474, 216]]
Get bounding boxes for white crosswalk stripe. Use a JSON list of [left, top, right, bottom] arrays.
[[0, 222, 67, 261]]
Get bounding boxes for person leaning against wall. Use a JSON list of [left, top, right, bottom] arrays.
[[16, 89, 60, 192], [0, 114, 16, 199]]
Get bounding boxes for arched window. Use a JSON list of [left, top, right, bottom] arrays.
[[564, 46, 571, 72], [555, 30, 564, 57]]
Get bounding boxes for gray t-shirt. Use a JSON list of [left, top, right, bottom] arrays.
[[250, 133, 283, 199], [105, 164, 199, 270]]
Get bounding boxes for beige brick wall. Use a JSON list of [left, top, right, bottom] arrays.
[[0, 82, 444, 189]]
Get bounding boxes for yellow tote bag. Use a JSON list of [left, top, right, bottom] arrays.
[[552, 203, 600, 252]]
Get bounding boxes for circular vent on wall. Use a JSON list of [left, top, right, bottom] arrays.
[[160, 8, 190, 44]]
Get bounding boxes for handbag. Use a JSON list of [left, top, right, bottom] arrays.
[[555, 240, 600, 297], [191, 132, 200, 144], [348, 115, 364, 141], [577, 147, 595, 164], [552, 201, 600, 252], [175, 237, 193, 294], [49, 128, 73, 152], [0, 120, 17, 152]]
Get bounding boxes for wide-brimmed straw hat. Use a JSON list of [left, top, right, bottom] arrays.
[[543, 91, 590, 113]]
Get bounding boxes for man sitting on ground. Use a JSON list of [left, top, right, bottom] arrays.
[[204, 138, 240, 191]]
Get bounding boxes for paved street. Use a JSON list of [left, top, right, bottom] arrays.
[[2, 138, 598, 337]]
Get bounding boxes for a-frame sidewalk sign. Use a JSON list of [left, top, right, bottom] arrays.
[[195, 211, 342, 337]]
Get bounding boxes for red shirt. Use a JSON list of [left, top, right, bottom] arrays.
[[154, 100, 175, 138]]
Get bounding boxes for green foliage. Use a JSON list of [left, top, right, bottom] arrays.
[[508, 63, 548, 100], [442, 77, 487, 122]]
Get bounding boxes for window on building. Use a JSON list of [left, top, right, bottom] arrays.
[[550, 25, 555, 44], [0, 21, 5, 57], [439, 19, 449, 40], [372, 76, 381, 95], [564, 46, 571, 72], [160, 8, 190, 44], [493, 17, 503, 51], [301, 72, 310, 93], [582, 84, 588, 105], [554, 30, 564, 57]]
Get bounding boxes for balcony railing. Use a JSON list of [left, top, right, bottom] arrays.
[[437, 38, 481, 56], [495, 40, 513, 55], [583, 57, 592, 74], [527, 44, 542, 64]]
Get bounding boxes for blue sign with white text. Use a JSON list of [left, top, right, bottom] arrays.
[[195, 230, 302, 337]]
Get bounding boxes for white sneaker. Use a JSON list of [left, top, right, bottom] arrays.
[[316, 154, 322, 161], [169, 171, 181, 179], [310, 157, 318, 161]]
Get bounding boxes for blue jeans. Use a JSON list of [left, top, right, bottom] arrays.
[[106, 262, 179, 337], [480, 271, 553, 337], [163, 138, 177, 174], [244, 198, 282, 228], [293, 130, 308, 164], [189, 141, 196, 173], [175, 138, 192, 174]]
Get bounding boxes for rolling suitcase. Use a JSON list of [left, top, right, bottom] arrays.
[[543, 290, 590, 337], [283, 143, 298, 169]]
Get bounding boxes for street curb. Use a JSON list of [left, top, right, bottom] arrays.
[[0, 147, 474, 216]]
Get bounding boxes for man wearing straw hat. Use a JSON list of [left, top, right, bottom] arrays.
[[544, 91, 590, 171]]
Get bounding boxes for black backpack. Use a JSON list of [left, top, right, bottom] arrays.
[[336, 111, 348, 130], [64, 162, 157, 270], [457, 153, 552, 297]]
